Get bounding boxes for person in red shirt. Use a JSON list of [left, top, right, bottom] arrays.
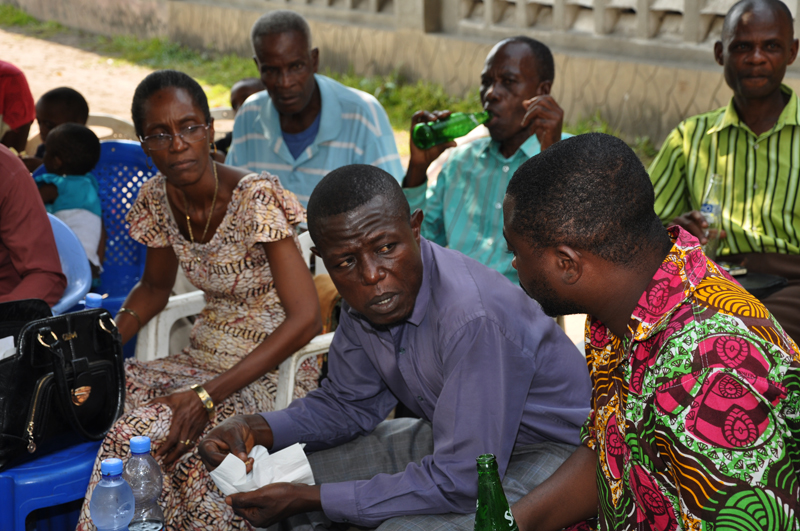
[[0, 144, 66, 305], [0, 61, 35, 155]]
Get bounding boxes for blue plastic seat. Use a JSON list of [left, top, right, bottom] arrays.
[[0, 440, 102, 531], [35, 140, 157, 353], [48, 214, 92, 315]]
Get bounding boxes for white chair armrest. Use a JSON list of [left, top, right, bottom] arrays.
[[274, 332, 335, 411], [135, 291, 206, 362]]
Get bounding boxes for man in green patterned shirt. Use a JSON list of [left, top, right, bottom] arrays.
[[649, 0, 800, 340], [402, 36, 567, 284]]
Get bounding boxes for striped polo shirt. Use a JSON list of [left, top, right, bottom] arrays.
[[226, 74, 403, 205], [405, 133, 569, 284], [650, 84, 800, 256]]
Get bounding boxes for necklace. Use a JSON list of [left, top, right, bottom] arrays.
[[183, 160, 219, 247]]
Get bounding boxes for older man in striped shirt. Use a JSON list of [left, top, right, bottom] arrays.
[[650, 0, 800, 340], [226, 10, 403, 205]]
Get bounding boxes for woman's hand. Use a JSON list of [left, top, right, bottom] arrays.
[[150, 389, 209, 467]]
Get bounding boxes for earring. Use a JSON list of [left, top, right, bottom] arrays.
[[212, 142, 218, 155], [145, 155, 153, 171]]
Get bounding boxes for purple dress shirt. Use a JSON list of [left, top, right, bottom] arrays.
[[262, 238, 591, 526]]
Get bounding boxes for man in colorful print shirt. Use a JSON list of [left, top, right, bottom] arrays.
[[649, 0, 800, 340], [503, 132, 800, 530]]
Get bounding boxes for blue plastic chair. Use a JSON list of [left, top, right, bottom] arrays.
[[35, 140, 156, 353], [0, 440, 102, 531], [48, 214, 92, 315]]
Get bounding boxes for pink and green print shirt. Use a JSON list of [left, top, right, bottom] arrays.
[[579, 226, 800, 530]]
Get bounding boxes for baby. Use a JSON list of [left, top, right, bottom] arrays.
[[35, 123, 103, 276]]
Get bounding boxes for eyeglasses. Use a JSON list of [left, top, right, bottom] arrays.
[[140, 124, 210, 151]]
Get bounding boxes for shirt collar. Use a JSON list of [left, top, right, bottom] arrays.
[[707, 84, 799, 135], [625, 226, 708, 344], [483, 134, 542, 160], [258, 74, 342, 145]]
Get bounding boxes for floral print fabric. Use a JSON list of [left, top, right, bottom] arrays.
[[579, 226, 800, 530]]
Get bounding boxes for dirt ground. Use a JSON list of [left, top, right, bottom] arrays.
[[1, 27, 587, 344], [1, 28, 152, 131]]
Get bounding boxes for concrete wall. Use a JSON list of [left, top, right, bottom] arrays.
[[4, 0, 800, 144], [6, 0, 168, 39]]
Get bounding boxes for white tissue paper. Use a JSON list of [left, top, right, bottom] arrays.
[[209, 443, 315, 496]]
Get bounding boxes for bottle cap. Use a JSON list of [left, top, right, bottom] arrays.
[[85, 293, 103, 309], [100, 458, 123, 476], [129, 435, 151, 454]]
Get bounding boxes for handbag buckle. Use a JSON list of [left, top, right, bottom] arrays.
[[98, 315, 117, 334], [71, 386, 92, 406], [37, 331, 58, 348]]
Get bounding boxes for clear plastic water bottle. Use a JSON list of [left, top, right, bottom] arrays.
[[124, 436, 165, 531], [90, 458, 135, 531], [85, 293, 104, 309], [700, 173, 724, 261]]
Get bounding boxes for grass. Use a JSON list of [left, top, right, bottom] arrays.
[[0, 4, 658, 164]]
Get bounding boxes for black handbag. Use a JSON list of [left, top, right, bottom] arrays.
[[0, 299, 125, 470]]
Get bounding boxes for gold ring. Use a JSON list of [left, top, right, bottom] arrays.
[[180, 439, 194, 446]]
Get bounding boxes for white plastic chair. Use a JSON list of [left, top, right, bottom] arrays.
[[86, 113, 137, 140], [135, 229, 334, 410], [298, 230, 327, 276]]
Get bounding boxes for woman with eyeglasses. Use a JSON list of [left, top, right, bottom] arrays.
[[76, 70, 322, 530]]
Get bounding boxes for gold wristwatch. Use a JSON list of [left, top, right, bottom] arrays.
[[190, 384, 215, 421]]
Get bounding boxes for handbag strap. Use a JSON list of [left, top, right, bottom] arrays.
[[36, 313, 125, 440]]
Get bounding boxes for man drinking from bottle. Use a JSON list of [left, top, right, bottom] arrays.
[[402, 36, 568, 285], [199, 164, 591, 531]]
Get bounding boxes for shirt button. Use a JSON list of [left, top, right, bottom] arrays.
[[495, 202, 502, 209], [502, 165, 510, 173], [753, 143, 759, 149], [417, 396, 424, 401]]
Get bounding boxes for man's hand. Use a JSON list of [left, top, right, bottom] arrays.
[[199, 414, 273, 473], [150, 390, 209, 467], [227, 483, 322, 528], [511, 446, 597, 531], [404, 110, 457, 188], [669, 210, 727, 245], [520, 95, 563, 151]]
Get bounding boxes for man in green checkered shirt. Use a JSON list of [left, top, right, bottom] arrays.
[[649, 0, 800, 340]]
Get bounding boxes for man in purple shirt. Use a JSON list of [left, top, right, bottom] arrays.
[[199, 164, 591, 530]]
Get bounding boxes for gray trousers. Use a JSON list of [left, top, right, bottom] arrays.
[[268, 418, 576, 531]]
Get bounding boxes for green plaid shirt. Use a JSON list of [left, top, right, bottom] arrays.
[[649, 84, 800, 256]]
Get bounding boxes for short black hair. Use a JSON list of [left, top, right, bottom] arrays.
[[502, 36, 555, 84], [38, 87, 89, 123], [251, 10, 312, 51], [307, 164, 410, 243], [506, 133, 669, 267], [722, 0, 794, 40], [45, 123, 101, 175], [131, 70, 211, 138]]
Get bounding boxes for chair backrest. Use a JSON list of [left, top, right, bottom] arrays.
[[297, 231, 327, 276], [48, 214, 92, 315], [93, 140, 157, 298], [86, 113, 137, 141]]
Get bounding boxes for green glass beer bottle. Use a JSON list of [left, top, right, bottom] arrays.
[[412, 111, 491, 150], [474, 454, 519, 531]]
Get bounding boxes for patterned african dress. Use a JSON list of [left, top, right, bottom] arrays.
[[572, 226, 800, 530], [76, 172, 321, 530]]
